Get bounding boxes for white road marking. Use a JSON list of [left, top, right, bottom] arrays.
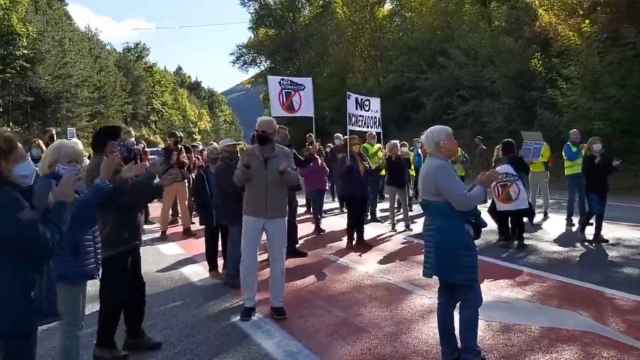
[[157, 242, 186, 255], [180, 263, 216, 285], [235, 314, 319, 360]]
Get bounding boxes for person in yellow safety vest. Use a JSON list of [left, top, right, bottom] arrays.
[[562, 129, 586, 227], [451, 147, 470, 182], [362, 131, 385, 222], [528, 141, 552, 220]]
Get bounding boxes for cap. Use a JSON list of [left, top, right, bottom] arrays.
[[219, 139, 242, 148]]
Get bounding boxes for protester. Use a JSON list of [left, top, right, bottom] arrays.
[[0, 129, 74, 360], [193, 143, 229, 279], [301, 143, 330, 235], [29, 138, 47, 165], [452, 146, 470, 182], [87, 125, 163, 359], [362, 131, 385, 222], [216, 139, 245, 288], [339, 135, 373, 249], [528, 141, 552, 221], [137, 140, 155, 225], [419, 125, 496, 360], [563, 129, 586, 228], [327, 133, 347, 212], [412, 138, 424, 201], [32, 139, 120, 360], [234, 117, 300, 322], [41, 127, 57, 148], [276, 125, 310, 259], [157, 130, 194, 240], [488, 139, 531, 249], [400, 141, 415, 208], [578, 137, 622, 244], [385, 140, 412, 232]]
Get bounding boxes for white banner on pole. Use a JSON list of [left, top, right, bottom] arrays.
[[267, 76, 315, 118], [346, 91, 382, 132]]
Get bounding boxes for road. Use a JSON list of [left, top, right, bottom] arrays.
[[36, 195, 640, 359]]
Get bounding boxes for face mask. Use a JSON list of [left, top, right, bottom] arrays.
[[12, 159, 37, 187], [256, 133, 273, 146], [592, 143, 603, 152], [334, 139, 343, 146], [56, 164, 81, 177], [401, 147, 409, 152], [30, 149, 42, 159]]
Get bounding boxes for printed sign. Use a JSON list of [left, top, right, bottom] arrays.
[[346, 92, 382, 132], [267, 76, 315, 117], [520, 131, 545, 162], [67, 128, 77, 140]]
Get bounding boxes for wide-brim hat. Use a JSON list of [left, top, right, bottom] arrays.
[[219, 139, 242, 148]]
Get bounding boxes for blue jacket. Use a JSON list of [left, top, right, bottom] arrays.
[[33, 174, 113, 283], [420, 200, 479, 285], [0, 180, 67, 336]]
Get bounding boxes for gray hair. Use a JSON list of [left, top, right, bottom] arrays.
[[421, 125, 453, 153], [334, 133, 344, 140], [386, 140, 400, 153], [256, 116, 278, 130]]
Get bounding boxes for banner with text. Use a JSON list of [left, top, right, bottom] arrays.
[[267, 76, 315, 117], [346, 92, 382, 132]]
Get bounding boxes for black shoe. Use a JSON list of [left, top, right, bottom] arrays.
[[271, 306, 288, 321], [566, 219, 575, 227], [158, 231, 168, 241], [370, 217, 381, 223], [240, 306, 256, 322], [123, 333, 162, 352], [93, 347, 128, 360], [168, 217, 179, 226], [516, 242, 527, 250], [286, 249, 308, 259], [543, 211, 549, 219], [144, 219, 155, 226], [594, 235, 609, 244], [182, 228, 196, 237]]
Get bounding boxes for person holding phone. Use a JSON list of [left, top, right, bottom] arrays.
[[578, 137, 622, 244]]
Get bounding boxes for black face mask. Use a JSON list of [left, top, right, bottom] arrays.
[[256, 133, 273, 146]]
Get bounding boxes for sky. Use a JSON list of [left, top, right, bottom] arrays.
[[67, 0, 255, 92]]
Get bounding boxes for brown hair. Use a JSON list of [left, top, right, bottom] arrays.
[[0, 129, 20, 179]]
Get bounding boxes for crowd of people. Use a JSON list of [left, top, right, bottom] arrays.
[[0, 117, 622, 360]]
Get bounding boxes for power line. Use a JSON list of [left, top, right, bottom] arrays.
[[130, 21, 248, 31]]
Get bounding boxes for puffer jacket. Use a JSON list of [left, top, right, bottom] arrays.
[[33, 174, 113, 282], [0, 179, 67, 336]]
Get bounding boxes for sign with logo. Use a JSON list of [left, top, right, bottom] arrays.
[[267, 76, 315, 117], [521, 131, 545, 162], [491, 164, 529, 211], [346, 91, 382, 132]]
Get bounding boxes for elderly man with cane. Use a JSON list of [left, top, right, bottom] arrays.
[[419, 125, 498, 360]]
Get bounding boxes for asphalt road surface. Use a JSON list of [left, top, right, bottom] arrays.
[[36, 194, 640, 359]]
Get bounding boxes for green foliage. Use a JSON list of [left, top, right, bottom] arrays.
[[0, 0, 242, 148], [234, 0, 640, 170]]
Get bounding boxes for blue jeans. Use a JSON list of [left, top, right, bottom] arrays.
[[582, 193, 607, 237], [224, 224, 242, 282], [566, 174, 586, 221], [367, 173, 382, 218], [437, 282, 483, 360], [309, 190, 326, 224]]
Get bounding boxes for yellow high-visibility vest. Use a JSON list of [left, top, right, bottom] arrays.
[[530, 142, 551, 173], [362, 143, 385, 171], [452, 147, 468, 177], [563, 143, 583, 176]]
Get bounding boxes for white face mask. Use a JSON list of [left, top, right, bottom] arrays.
[[30, 149, 42, 159], [592, 143, 603, 153], [12, 159, 37, 187], [334, 138, 343, 146], [56, 164, 81, 177]]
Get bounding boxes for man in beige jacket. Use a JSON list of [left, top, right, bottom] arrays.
[[234, 116, 300, 322]]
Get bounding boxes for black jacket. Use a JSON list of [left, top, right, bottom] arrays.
[[193, 167, 217, 227], [0, 180, 67, 336], [386, 156, 410, 188], [216, 159, 244, 226], [338, 152, 370, 198], [583, 153, 616, 195]]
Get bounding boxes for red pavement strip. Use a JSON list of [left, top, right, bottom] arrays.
[[152, 205, 640, 360]]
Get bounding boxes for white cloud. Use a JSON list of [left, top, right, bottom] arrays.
[[67, 3, 155, 46]]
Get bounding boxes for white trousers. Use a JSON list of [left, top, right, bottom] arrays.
[[529, 171, 550, 212]]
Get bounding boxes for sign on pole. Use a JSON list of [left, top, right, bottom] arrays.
[[520, 131, 545, 162], [346, 92, 382, 133], [67, 128, 77, 140], [267, 76, 315, 118]]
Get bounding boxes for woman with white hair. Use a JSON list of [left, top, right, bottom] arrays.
[[32, 139, 120, 360], [418, 125, 497, 360], [385, 140, 412, 232]]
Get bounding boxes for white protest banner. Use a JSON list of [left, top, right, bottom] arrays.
[[267, 76, 315, 118], [520, 131, 545, 162], [346, 91, 382, 132]]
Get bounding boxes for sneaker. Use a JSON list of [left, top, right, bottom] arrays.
[[271, 306, 288, 321], [123, 333, 162, 352], [240, 306, 256, 322], [286, 248, 308, 259], [93, 347, 128, 360], [182, 228, 196, 237], [168, 217, 179, 226], [543, 211, 549, 219], [209, 270, 223, 280]]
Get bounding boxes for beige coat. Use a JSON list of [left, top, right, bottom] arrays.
[[234, 144, 299, 219]]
